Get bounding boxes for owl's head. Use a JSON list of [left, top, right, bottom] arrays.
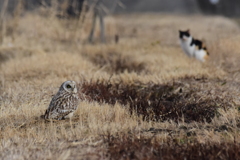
[[61, 81, 78, 94]]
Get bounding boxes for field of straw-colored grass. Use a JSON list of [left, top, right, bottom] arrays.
[[1, 11, 240, 159]]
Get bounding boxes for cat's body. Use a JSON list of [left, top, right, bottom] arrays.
[[194, 46, 209, 62], [193, 37, 209, 62], [179, 30, 195, 57], [179, 30, 209, 62]]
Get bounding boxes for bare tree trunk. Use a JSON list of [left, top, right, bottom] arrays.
[[0, 0, 9, 45], [99, 8, 105, 43], [88, 9, 97, 43], [11, 0, 24, 42], [88, 7, 106, 44], [74, 0, 87, 41], [51, 0, 58, 18], [115, 34, 119, 44]]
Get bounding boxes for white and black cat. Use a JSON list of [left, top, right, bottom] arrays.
[[179, 29, 209, 62], [179, 29, 195, 57]]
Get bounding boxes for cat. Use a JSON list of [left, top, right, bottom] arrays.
[[179, 29, 209, 62], [179, 29, 195, 57]]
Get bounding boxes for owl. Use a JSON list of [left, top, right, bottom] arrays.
[[43, 80, 80, 120]]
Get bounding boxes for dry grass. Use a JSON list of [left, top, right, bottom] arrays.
[[1, 11, 240, 159]]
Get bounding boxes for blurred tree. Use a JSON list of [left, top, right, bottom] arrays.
[[0, 0, 9, 45], [197, 0, 240, 17], [88, 0, 123, 44], [66, 0, 84, 17], [88, 0, 105, 43]]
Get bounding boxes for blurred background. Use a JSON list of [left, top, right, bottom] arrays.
[[1, 0, 240, 17], [117, 0, 240, 17], [0, 0, 239, 46]]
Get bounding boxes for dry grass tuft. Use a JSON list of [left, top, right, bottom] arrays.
[[83, 51, 147, 74], [0, 46, 35, 63]]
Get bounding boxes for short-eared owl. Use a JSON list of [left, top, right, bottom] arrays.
[[44, 81, 79, 120]]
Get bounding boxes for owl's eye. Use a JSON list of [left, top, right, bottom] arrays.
[[66, 84, 72, 88]]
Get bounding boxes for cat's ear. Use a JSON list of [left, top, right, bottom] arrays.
[[179, 30, 182, 33], [186, 29, 190, 33]]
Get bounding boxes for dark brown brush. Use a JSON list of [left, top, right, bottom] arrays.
[[79, 76, 232, 123], [103, 134, 240, 160]]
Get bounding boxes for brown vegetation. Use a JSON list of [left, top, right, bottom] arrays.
[[105, 134, 240, 160], [81, 76, 232, 123]]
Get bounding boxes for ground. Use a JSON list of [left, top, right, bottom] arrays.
[[1, 11, 240, 159]]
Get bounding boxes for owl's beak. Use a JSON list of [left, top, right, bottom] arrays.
[[73, 87, 77, 93]]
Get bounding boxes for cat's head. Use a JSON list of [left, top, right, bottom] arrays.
[[179, 29, 190, 40]]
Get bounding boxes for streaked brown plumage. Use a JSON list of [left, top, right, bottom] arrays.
[[44, 81, 79, 120]]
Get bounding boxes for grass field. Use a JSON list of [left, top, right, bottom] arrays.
[[1, 10, 240, 159]]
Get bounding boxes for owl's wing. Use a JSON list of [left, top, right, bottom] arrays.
[[50, 108, 75, 120], [44, 94, 79, 120]]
